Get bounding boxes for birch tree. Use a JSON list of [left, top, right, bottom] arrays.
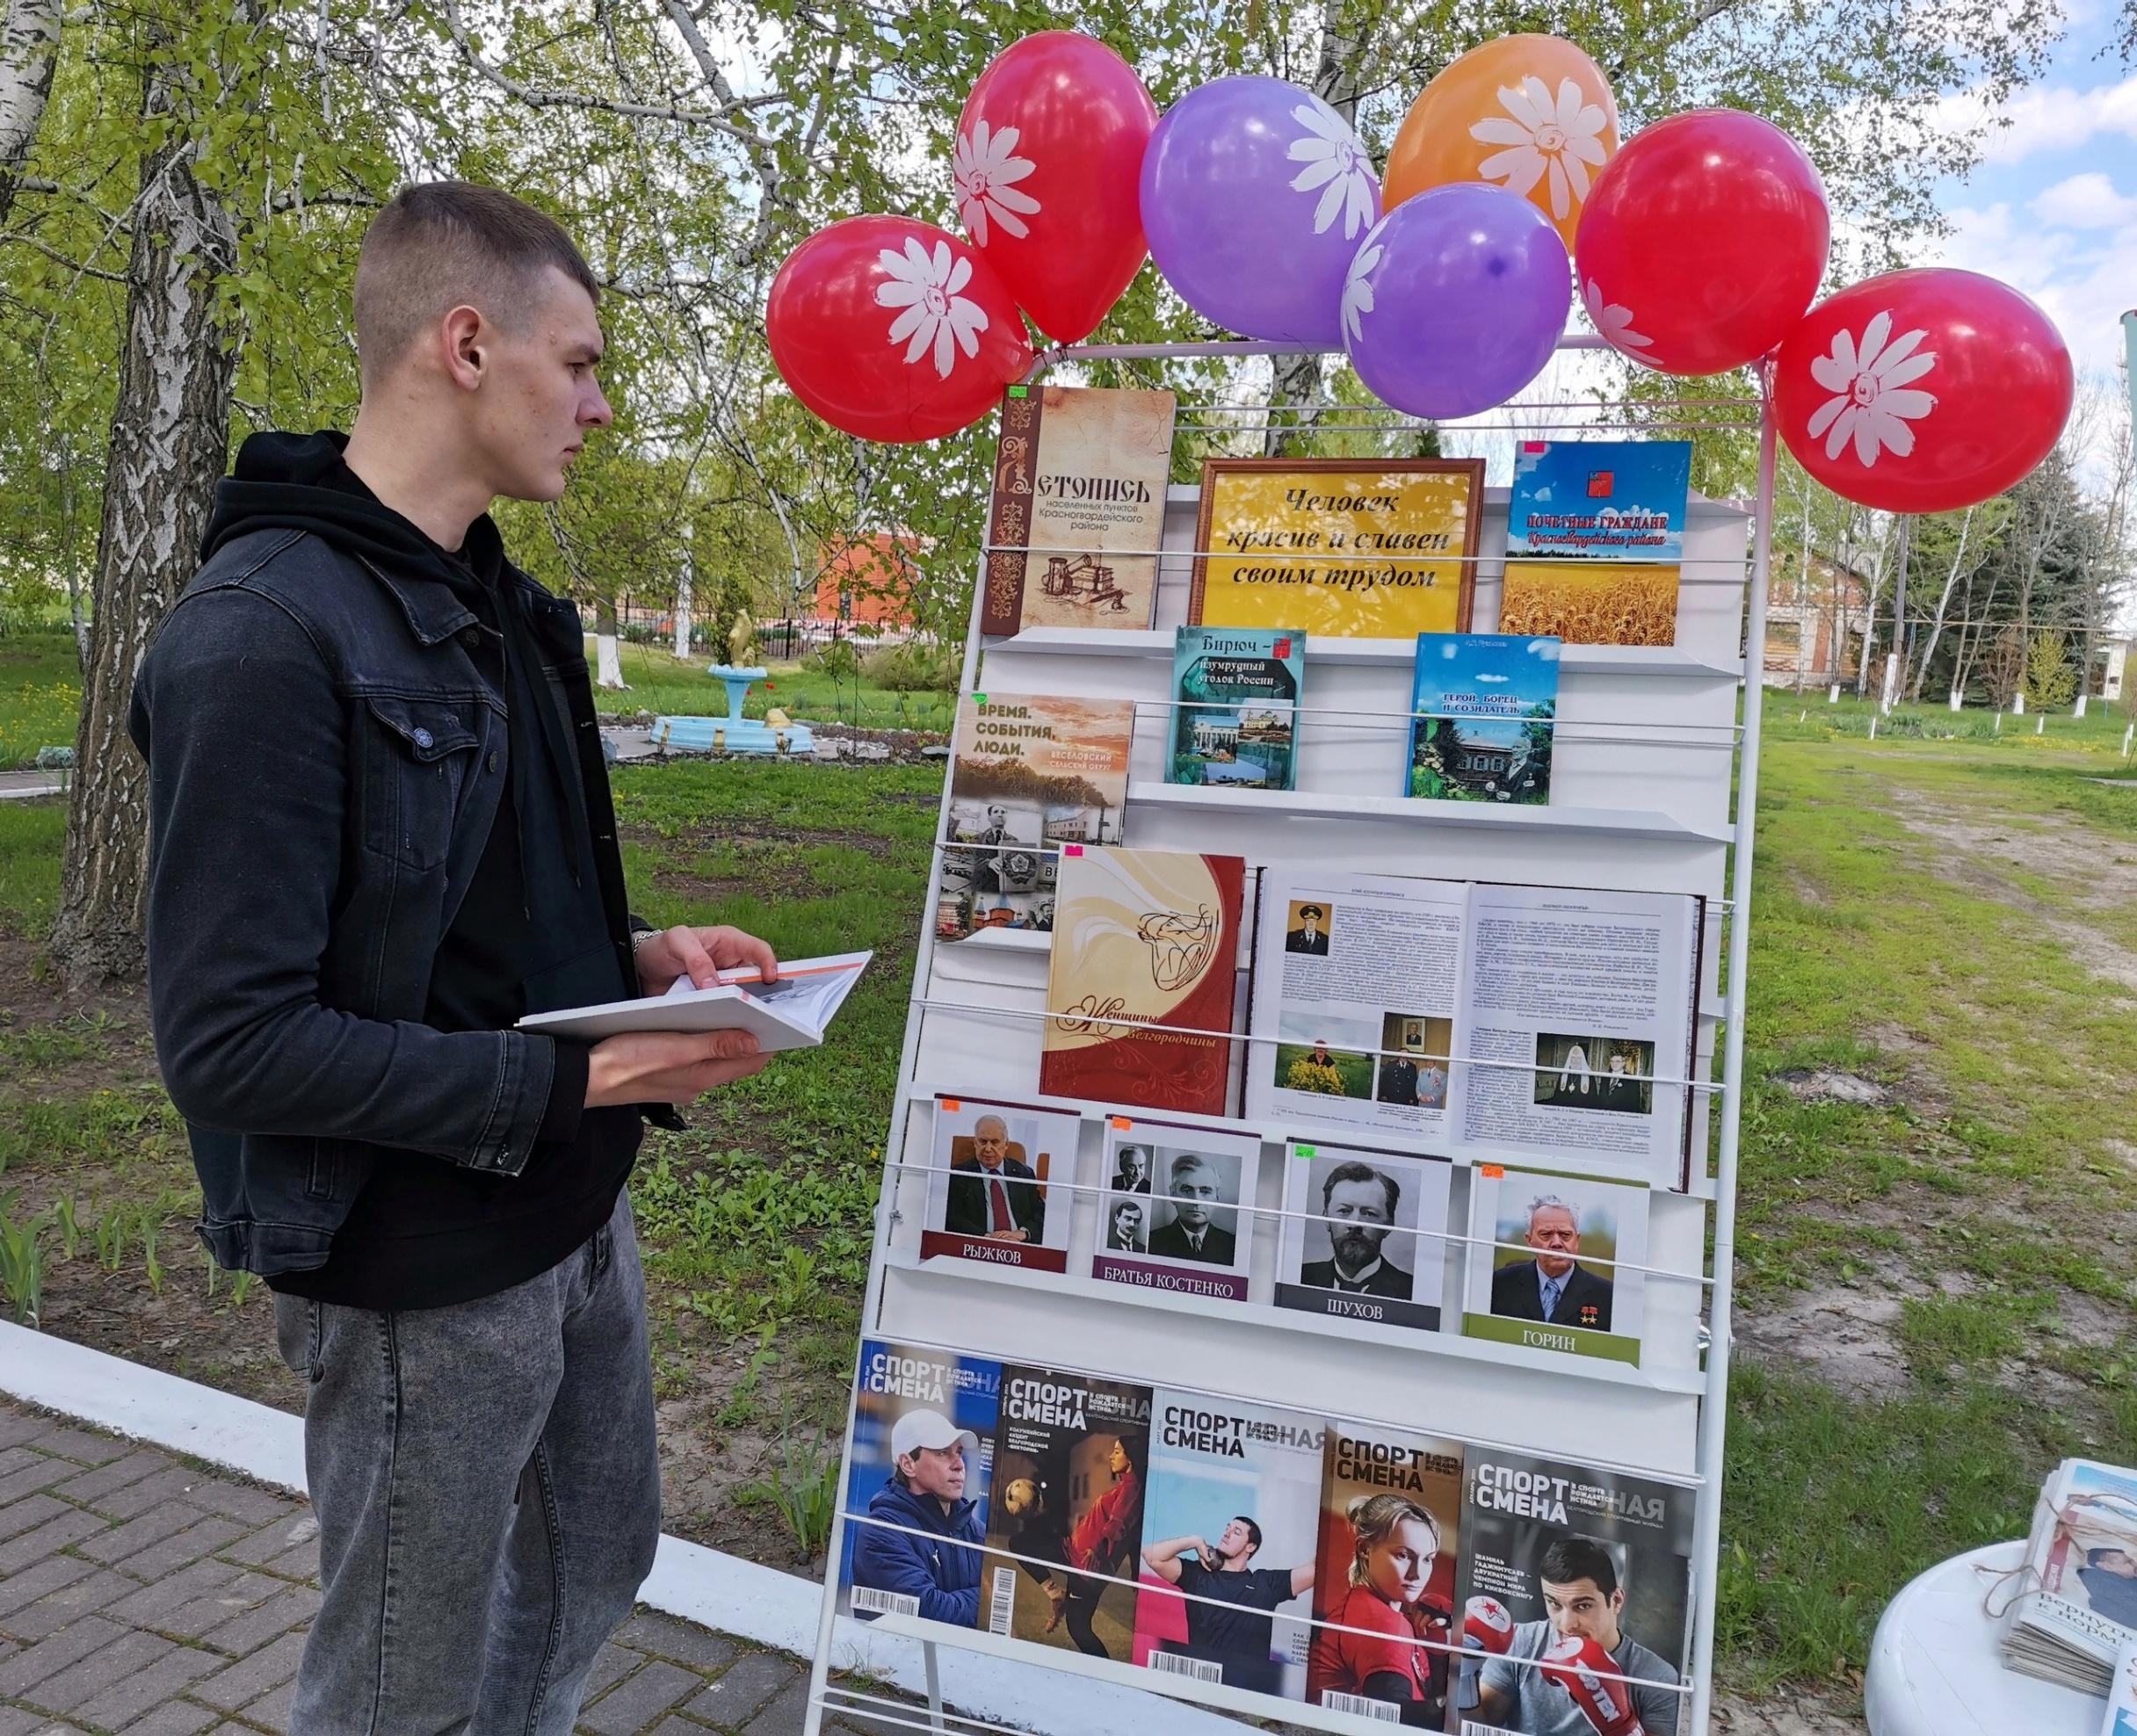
[[0, 0, 58, 230]]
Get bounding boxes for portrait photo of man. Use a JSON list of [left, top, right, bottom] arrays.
[[1490, 1195, 1613, 1333], [1148, 1153, 1237, 1266], [1105, 1197, 1147, 1255], [1299, 1162, 1413, 1300], [944, 1113, 1045, 1244], [1112, 1146, 1153, 1195], [1285, 901, 1332, 956]]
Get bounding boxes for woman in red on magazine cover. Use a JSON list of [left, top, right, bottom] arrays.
[[1311, 1493, 1452, 1726], [1045, 1436, 1144, 1657]]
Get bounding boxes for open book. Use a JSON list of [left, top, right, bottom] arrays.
[[1245, 870, 1704, 1190], [517, 951, 871, 1051]]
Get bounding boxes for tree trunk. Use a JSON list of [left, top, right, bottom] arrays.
[[1909, 505, 1974, 701], [48, 94, 240, 986], [595, 597, 627, 688], [673, 524, 693, 661], [0, 0, 61, 229]]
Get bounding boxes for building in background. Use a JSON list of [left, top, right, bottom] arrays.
[[815, 532, 923, 633], [1762, 552, 1872, 690]]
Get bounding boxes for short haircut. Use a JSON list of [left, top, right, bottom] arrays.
[[2089, 1546, 2134, 1566], [1113, 1199, 1143, 1223], [1170, 1154, 1218, 1186], [1539, 1534, 1619, 1598], [354, 181, 598, 383], [1234, 1515, 1264, 1555], [973, 1115, 1008, 1139], [1529, 1194, 1576, 1228], [1323, 1161, 1398, 1217]]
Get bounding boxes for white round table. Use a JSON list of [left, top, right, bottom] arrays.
[[1865, 1539, 2101, 1736]]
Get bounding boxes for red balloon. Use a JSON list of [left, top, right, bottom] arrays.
[[1574, 110, 1828, 375], [955, 32, 1157, 344], [767, 215, 1032, 445], [1775, 269, 2073, 513]]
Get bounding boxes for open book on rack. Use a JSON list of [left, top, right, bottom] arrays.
[[517, 951, 871, 1050], [1245, 869, 1705, 1190]]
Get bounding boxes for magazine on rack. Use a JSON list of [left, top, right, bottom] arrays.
[[919, 1095, 1083, 1274], [2002, 1457, 2137, 1693], [1499, 438, 1693, 647], [1089, 1117, 1260, 1302], [1307, 1421, 1466, 1727], [982, 386, 1176, 636], [836, 1340, 999, 1627], [1450, 1445, 1694, 1733], [1170, 626, 1306, 791], [1040, 847, 1246, 1118], [1462, 1163, 1651, 1366], [982, 1367, 1153, 1662], [1407, 633, 1559, 805], [1133, 1392, 1323, 1698], [1243, 867, 1704, 1190], [938, 691, 1133, 942], [1275, 1141, 1452, 1334]]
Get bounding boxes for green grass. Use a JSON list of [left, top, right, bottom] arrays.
[[0, 799, 64, 933], [0, 630, 81, 770], [594, 640, 956, 733]]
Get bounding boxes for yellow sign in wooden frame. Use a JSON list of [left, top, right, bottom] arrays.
[[1188, 457, 1486, 639]]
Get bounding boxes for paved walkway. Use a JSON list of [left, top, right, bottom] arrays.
[[0, 1400, 861, 1736]]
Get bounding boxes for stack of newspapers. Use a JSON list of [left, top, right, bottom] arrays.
[[2000, 1457, 2137, 1696]]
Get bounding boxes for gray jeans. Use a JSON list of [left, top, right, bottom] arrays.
[[272, 1191, 661, 1733]]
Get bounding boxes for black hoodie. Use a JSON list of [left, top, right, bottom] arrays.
[[206, 431, 641, 1310]]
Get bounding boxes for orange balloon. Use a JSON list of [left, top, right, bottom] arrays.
[[1384, 35, 1619, 251]]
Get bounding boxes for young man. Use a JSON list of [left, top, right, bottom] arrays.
[[1142, 1516, 1314, 1696], [851, 1410, 985, 1625], [1470, 1536, 1680, 1735], [130, 182, 777, 1731]]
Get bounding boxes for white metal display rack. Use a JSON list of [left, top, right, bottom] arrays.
[[802, 334, 1778, 1736]]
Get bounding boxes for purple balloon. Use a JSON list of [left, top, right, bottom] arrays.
[[1342, 184, 1572, 418], [1141, 76, 1380, 345]]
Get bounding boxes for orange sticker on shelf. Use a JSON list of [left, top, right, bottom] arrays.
[[941, 1098, 961, 1112], [1110, 1116, 1133, 1130], [1480, 1163, 1505, 1177]]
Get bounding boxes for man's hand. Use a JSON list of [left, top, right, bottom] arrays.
[[1464, 1595, 1515, 1655], [634, 924, 779, 996], [585, 1029, 768, 1108], [1539, 1633, 1641, 1736], [984, 1226, 1031, 1243]]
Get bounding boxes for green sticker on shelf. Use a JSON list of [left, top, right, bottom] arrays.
[[972, 692, 987, 706], [1007, 386, 1028, 399], [1295, 1144, 1317, 1158]]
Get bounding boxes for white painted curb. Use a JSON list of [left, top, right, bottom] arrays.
[[0, 1322, 1240, 1734]]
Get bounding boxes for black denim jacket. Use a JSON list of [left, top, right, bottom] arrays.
[[130, 526, 656, 1277]]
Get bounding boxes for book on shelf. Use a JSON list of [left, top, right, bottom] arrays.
[[1089, 1117, 1260, 1303], [982, 385, 1176, 637], [1040, 847, 1246, 1119], [517, 951, 869, 1047], [1450, 1444, 1694, 1732], [836, 1339, 998, 1628], [982, 1366, 1153, 1663], [1306, 1421, 1466, 1727], [1407, 633, 1560, 806], [1499, 438, 1693, 648], [919, 1095, 1083, 1275], [1170, 626, 1305, 791], [1133, 1392, 1323, 1699], [2001, 1457, 2137, 1695], [1244, 867, 1706, 1191], [938, 691, 1133, 942], [1274, 1140, 1452, 1334], [1460, 1163, 1652, 1367]]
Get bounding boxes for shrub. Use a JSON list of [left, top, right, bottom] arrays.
[[862, 640, 960, 692]]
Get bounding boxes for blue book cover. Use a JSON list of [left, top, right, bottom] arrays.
[[1408, 634, 1561, 804], [1502, 441, 1691, 647], [1170, 626, 1305, 791], [837, 1339, 1002, 1626]]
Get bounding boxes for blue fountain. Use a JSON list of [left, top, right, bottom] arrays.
[[652, 665, 815, 756]]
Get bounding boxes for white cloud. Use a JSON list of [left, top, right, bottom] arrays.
[[1929, 74, 2137, 165], [2031, 170, 2137, 228]]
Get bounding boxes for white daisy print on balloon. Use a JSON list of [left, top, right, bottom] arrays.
[[1582, 278, 1652, 354], [1471, 76, 1611, 223], [1804, 310, 1937, 466], [953, 119, 1040, 247], [1288, 100, 1378, 239], [875, 238, 991, 380], [1341, 239, 1383, 346]]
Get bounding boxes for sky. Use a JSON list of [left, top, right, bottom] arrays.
[[1928, 0, 2137, 379]]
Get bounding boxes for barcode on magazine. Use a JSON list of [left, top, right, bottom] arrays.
[[849, 1587, 917, 1618], [989, 1566, 1017, 1635], [1460, 1723, 1524, 1736], [1322, 1689, 1402, 1723], [1148, 1651, 1222, 1684]]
